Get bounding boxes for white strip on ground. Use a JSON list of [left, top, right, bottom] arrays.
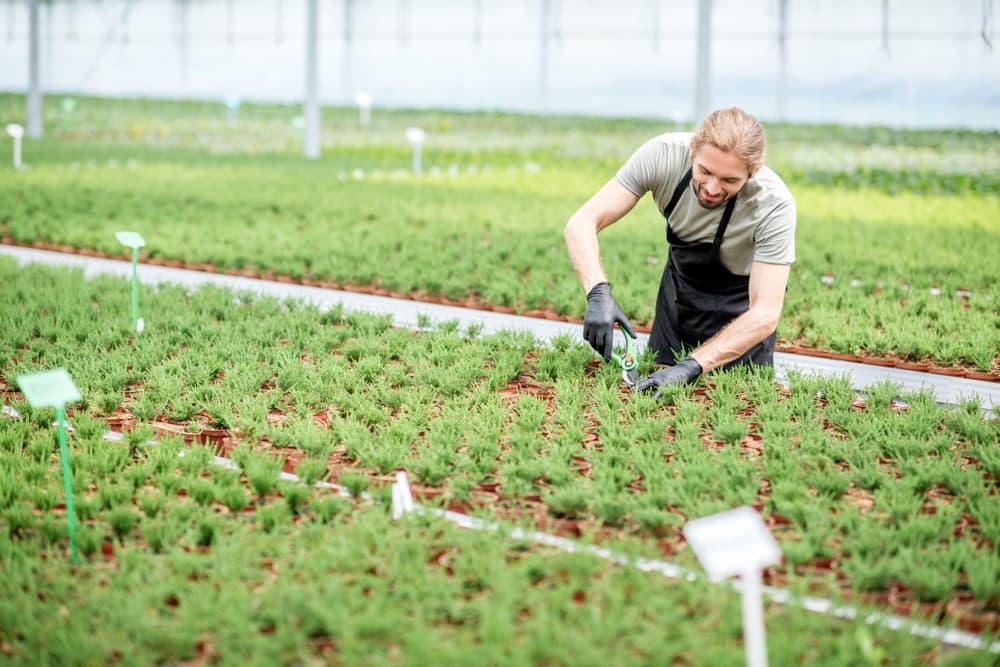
[[4, 245, 997, 410], [191, 444, 1000, 655]]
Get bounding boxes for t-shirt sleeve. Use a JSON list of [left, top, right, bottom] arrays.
[[615, 138, 665, 198], [753, 199, 797, 265]]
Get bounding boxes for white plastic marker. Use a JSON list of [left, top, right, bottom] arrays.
[[355, 92, 372, 127], [684, 507, 782, 667], [6, 123, 24, 169], [61, 97, 77, 129], [17, 369, 82, 563], [405, 127, 426, 175], [114, 231, 146, 333], [391, 471, 415, 519], [224, 96, 241, 125]]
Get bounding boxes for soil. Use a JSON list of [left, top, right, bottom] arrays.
[[7, 238, 997, 381]]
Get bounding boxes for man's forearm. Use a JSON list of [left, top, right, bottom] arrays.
[[564, 216, 607, 294], [689, 308, 779, 372]]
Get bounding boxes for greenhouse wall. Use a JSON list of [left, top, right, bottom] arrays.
[[1, 0, 998, 129]]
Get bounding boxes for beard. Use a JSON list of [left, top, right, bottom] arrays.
[[692, 181, 731, 210]]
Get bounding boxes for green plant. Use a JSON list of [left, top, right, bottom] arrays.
[[107, 506, 138, 542], [339, 473, 369, 499]]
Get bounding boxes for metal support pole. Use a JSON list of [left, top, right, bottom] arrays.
[[27, 0, 42, 138], [881, 0, 890, 54], [777, 0, 787, 120], [539, 0, 552, 108], [694, 0, 712, 125], [304, 0, 320, 159], [275, 0, 284, 42], [473, 0, 483, 47], [983, 0, 994, 49], [176, 0, 190, 89], [650, 0, 660, 51], [343, 0, 354, 103]]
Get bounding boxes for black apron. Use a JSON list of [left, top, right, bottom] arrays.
[[648, 168, 775, 368]]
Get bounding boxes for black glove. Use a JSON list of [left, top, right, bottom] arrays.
[[635, 357, 702, 398], [583, 282, 636, 361]]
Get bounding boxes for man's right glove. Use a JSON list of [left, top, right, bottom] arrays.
[[635, 357, 703, 398], [583, 281, 636, 361]]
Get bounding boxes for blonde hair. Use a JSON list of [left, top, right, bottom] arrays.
[[692, 107, 766, 173]]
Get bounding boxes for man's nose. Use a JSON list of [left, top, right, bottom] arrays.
[[705, 177, 721, 194]]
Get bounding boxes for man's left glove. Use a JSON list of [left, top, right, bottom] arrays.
[[583, 282, 636, 361], [635, 357, 702, 398]]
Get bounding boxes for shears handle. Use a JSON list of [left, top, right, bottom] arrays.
[[610, 329, 638, 372]]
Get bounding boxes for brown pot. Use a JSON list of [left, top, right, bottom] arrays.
[[829, 352, 862, 363], [105, 414, 136, 433], [895, 361, 931, 372], [863, 357, 896, 367], [928, 366, 966, 377], [963, 370, 998, 382]]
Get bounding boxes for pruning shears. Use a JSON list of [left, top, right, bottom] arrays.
[[610, 329, 639, 388]]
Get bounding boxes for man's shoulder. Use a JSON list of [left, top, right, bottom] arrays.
[[639, 131, 693, 154], [743, 166, 795, 210]]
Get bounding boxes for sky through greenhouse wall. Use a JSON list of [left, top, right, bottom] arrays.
[[0, 0, 997, 129]]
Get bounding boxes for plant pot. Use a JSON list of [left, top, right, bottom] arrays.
[[829, 352, 863, 363], [863, 357, 896, 367], [198, 428, 229, 446], [106, 414, 136, 433], [895, 361, 931, 372], [928, 367, 966, 377], [963, 370, 998, 382]]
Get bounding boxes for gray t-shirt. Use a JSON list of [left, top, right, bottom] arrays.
[[616, 132, 796, 276]]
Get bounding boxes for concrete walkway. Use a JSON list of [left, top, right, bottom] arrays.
[[4, 244, 997, 411]]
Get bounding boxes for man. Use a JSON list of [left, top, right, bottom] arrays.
[[564, 107, 796, 396]]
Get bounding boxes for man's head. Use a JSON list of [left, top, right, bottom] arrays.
[[688, 107, 766, 209]]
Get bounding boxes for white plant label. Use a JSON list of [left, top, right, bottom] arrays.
[[392, 471, 415, 519], [136, 317, 145, 334], [682, 506, 781, 582]]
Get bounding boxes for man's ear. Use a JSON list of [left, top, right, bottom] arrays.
[[750, 165, 762, 178]]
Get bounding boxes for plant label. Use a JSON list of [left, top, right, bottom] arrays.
[[136, 317, 145, 334], [16, 368, 81, 409], [115, 231, 146, 249], [682, 506, 781, 582], [392, 471, 415, 519]]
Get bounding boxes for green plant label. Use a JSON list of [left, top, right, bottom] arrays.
[[16, 368, 81, 409], [683, 507, 781, 581], [115, 231, 146, 248]]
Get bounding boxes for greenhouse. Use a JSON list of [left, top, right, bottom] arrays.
[[1, 1, 998, 665]]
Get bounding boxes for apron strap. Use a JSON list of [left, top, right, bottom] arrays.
[[662, 168, 693, 220], [712, 195, 739, 256]]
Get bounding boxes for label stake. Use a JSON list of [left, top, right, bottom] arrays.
[[17, 369, 83, 563], [684, 506, 782, 667], [115, 231, 146, 333]]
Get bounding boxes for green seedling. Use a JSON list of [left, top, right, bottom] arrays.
[[114, 230, 146, 333], [17, 368, 82, 563]]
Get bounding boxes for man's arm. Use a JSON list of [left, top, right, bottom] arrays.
[[688, 261, 790, 372], [564, 178, 641, 294]]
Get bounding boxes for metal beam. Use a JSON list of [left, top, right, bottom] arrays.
[[304, 0, 320, 159], [27, 0, 42, 138], [539, 0, 552, 108], [777, 0, 787, 120], [694, 0, 712, 124]]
